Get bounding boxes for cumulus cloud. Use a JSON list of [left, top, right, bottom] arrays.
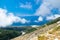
[[19, 18, 30, 24], [19, 2, 32, 9], [35, 2, 51, 16], [35, 0, 60, 16], [44, 0, 60, 8], [38, 16, 43, 21], [35, 16, 43, 22], [46, 14, 60, 20], [0, 8, 28, 27]]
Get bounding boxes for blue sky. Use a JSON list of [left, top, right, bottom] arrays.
[[0, 0, 60, 26], [0, 0, 42, 16]]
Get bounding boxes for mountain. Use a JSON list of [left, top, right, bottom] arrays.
[[11, 17, 60, 40]]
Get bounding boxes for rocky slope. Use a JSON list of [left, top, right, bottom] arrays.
[[11, 23, 58, 40]]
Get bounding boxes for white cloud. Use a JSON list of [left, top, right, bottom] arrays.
[[35, 0, 60, 16], [46, 14, 60, 20], [35, 2, 51, 16], [35, 16, 43, 22], [38, 16, 43, 21], [19, 2, 32, 9], [46, 15, 55, 20], [31, 25, 39, 27], [0, 8, 28, 27], [54, 14, 60, 18], [44, 0, 60, 8], [20, 18, 30, 24]]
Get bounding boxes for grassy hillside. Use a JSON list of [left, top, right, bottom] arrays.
[[0, 17, 60, 40], [0, 27, 37, 40], [38, 26, 60, 40], [0, 29, 21, 40], [46, 17, 60, 25]]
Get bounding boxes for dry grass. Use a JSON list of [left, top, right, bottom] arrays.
[[38, 26, 60, 40]]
